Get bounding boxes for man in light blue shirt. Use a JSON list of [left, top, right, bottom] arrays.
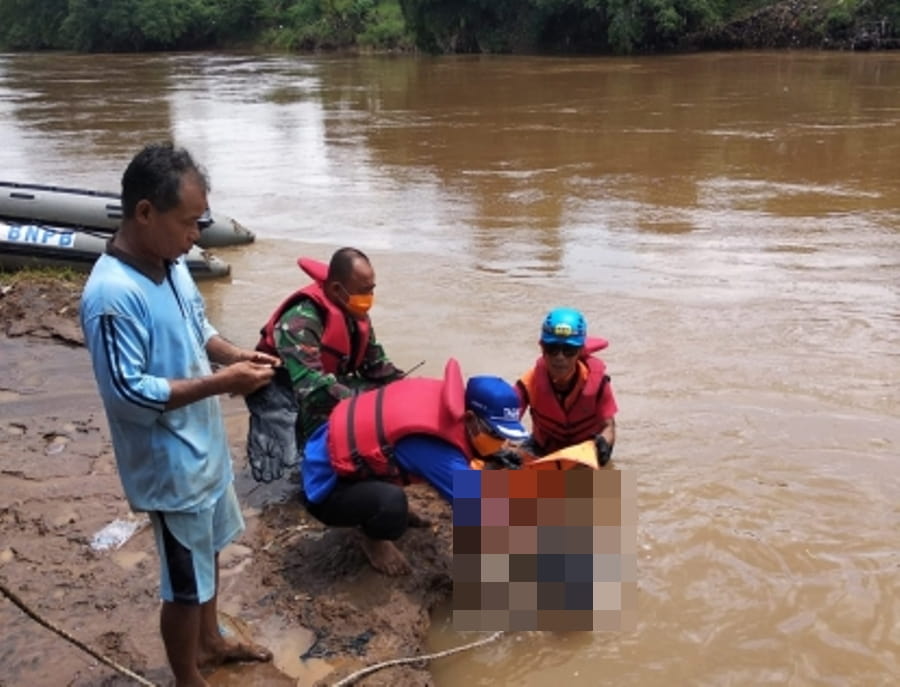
[[81, 143, 279, 686]]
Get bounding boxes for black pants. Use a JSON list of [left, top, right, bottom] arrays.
[[304, 480, 408, 541]]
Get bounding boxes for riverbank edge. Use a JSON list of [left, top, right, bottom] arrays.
[[2, 0, 897, 56]]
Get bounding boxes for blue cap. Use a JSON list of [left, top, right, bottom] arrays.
[[464, 376, 529, 441], [541, 307, 587, 347]]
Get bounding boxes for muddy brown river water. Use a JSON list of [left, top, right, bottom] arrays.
[[1, 50, 899, 686]]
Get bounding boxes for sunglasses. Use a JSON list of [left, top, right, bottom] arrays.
[[542, 343, 581, 358], [197, 208, 214, 232]]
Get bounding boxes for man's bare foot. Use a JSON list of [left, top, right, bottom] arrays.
[[197, 637, 273, 671], [407, 510, 432, 528], [356, 534, 411, 575]]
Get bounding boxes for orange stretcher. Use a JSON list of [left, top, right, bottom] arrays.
[[521, 439, 601, 470]]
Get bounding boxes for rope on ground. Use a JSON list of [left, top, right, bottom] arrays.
[[0, 579, 157, 687], [331, 630, 505, 687]]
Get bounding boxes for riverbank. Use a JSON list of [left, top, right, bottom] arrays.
[[0, 273, 453, 686], [682, 0, 900, 51], [1, 0, 896, 54]]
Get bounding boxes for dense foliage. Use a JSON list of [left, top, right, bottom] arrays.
[[399, 0, 713, 53], [0, 0, 411, 51], [398, 0, 900, 53], [0, 0, 896, 53]]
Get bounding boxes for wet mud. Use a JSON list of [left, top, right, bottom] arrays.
[[0, 275, 451, 686]]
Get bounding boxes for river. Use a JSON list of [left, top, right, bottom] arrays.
[[1, 50, 899, 686]]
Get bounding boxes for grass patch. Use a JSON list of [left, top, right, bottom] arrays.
[[0, 266, 86, 286]]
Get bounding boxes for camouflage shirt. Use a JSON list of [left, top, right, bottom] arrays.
[[274, 298, 403, 446]]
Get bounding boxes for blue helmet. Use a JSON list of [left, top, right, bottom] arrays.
[[540, 307, 587, 346]]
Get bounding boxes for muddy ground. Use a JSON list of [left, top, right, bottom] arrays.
[[0, 275, 453, 687]]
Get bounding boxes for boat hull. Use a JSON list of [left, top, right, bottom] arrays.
[[0, 220, 230, 280], [0, 181, 255, 249]]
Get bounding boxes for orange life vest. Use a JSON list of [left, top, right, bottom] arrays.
[[327, 358, 476, 481], [256, 257, 371, 374], [516, 338, 610, 454]]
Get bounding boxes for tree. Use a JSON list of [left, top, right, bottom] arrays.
[[61, 0, 233, 51], [398, 0, 725, 53], [0, 0, 67, 49]]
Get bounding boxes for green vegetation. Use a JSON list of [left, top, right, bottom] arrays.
[[0, 0, 413, 52], [398, 0, 899, 53], [0, 266, 85, 285], [258, 0, 410, 50], [399, 0, 717, 53], [823, 0, 900, 45], [0, 0, 895, 53]]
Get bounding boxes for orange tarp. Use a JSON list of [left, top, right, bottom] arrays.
[[522, 439, 600, 470]]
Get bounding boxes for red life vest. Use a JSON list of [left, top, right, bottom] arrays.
[[256, 257, 371, 374], [327, 358, 475, 481], [516, 337, 610, 454]]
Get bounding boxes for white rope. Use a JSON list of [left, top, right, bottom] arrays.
[[331, 630, 504, 686], [4, 575, 503, 687], [1, 580, 157, 686]]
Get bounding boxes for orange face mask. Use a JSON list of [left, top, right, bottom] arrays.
[[337, 284, 374, 318], [346, 293, 373, 318], [471, 430, 505, 458]]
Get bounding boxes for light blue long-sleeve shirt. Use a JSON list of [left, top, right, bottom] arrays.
[[80, 252, 231, 512]]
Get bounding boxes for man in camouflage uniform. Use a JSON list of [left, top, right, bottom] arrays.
[[274, 258, 403, 444], [247, 247, 404, 482]]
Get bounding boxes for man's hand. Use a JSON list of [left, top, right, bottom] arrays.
[[243, 350, 280, 367], [594, 435, 613, 467], [206, 336, 280, 368], [219, 361, 275, 396], [167, 361, 275, 411]]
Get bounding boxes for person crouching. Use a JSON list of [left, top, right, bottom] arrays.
[[300, 358, 528, 575]]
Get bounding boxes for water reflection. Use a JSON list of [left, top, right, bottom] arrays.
[[4, 51, 897, 281], [0, 53, 173, 176]]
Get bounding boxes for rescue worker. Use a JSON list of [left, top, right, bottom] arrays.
[[515, 307, 618, 466], [246, 247, 404, 482], [301, 358, 528, 575]]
